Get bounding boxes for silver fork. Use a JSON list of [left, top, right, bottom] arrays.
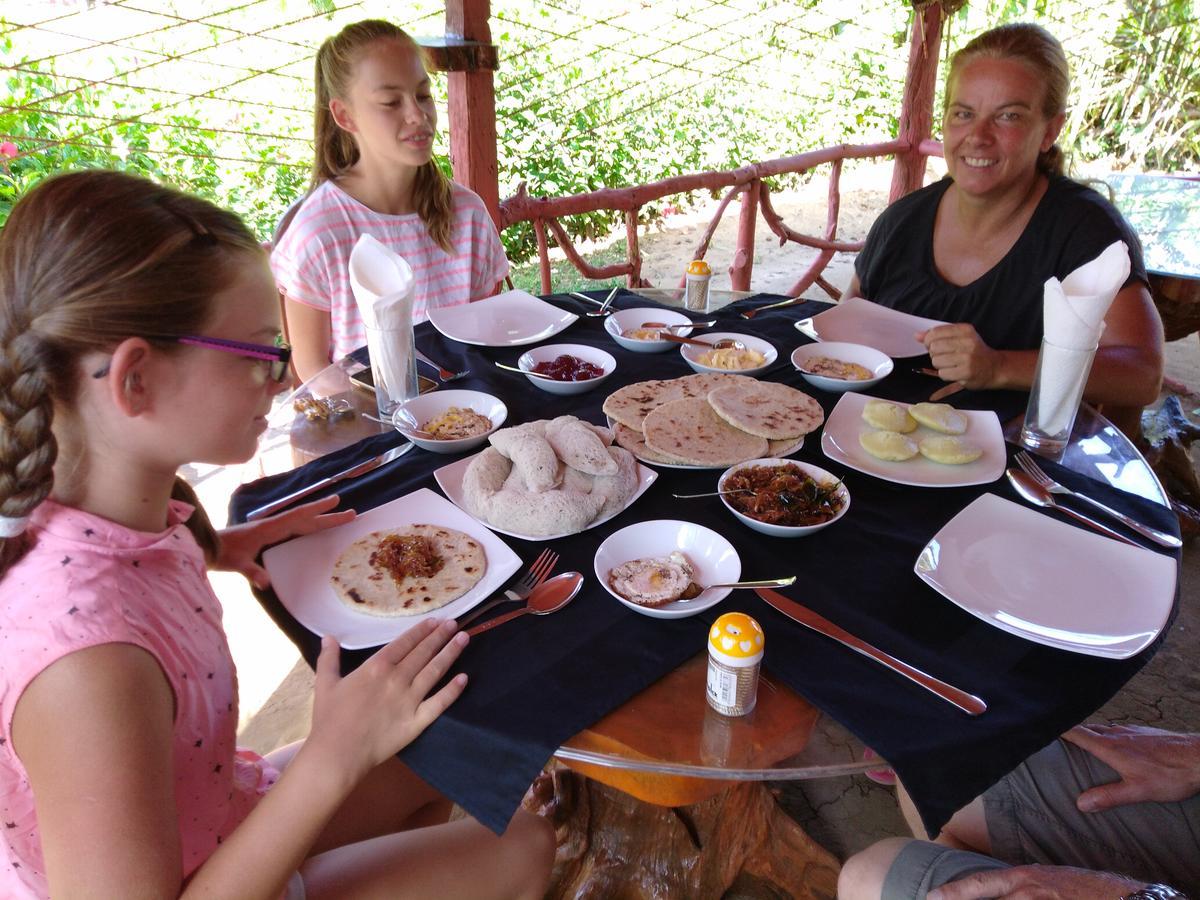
[[455, 548, 559, 628], [1014, 451, 1181, 548], [414, 348, 469, 383]]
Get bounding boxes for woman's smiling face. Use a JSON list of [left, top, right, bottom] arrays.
[[942, 56, 1064, 200]]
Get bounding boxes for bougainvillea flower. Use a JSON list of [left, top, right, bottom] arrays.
[[0, 142, 18, 159]]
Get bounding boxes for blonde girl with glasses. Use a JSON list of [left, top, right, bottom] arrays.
[[0, 170, 553, 899], [272, 19, 510, 383]]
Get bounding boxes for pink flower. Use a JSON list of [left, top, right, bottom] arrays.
[[0, 142, 17, 159]]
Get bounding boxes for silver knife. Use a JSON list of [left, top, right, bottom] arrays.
[[755, 587, 987, 716], [245, 444, 410, 521]]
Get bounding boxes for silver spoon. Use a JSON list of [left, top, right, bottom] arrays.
[[585, 285, 621, 317], [701, 576, 796, 590], [642, 319, 718, 331], [466, 571, 584, 636], [672, 488, 753, 499], [367, 412, 444, 441], [494, 361, 558, 380], [1006, 469, 1139, 546], [658, 332, 746, 351], [457, 571, 579, 630]]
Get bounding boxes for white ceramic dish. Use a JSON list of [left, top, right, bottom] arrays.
[[679, 332, 777, 377], [603, 415, 804, 470], [593, 519, 741, 619], [515, 343, 616, 395], [433, 451, 658, 541], [821, 392, 1004, 488], [791, 341, 894, 393], [604, 307, 695, 353], [796, 297, 946, 358], [428, 289, 578, 347], [915, 493, 1176, 658], [718, 458, 850, 537], [392, 389, 507, 454], [263, 488, 521, 650]]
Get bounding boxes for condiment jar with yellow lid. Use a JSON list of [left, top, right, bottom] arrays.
[[685, 258, 712, 311], [706, 612, 764, 716]]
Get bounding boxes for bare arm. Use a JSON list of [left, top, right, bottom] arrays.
[[284, 295, 334, 384]]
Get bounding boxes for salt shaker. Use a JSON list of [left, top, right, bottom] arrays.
[[706, 612, 764, 716], [685, 259, 712, 311]]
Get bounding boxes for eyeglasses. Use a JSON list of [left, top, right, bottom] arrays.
[[92, 334, 292, 383]]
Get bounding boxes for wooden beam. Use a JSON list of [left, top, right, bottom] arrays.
[[889, 2, 945, 202], [418, 37, 498, 73]]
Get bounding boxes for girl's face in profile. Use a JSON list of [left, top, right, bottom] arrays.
[[338, 38, 437, 169], [942, 56, 1064, 200]]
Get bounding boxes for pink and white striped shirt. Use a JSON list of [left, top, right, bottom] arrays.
[[270, 180, 510, 361]]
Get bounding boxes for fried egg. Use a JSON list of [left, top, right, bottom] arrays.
[[607, 551, 696, 607]]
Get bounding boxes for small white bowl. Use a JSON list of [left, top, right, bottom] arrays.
[[718, 459, 850, 537], [515, 343, 616, 395], [593, 519, 741, 619], [392, 389, 507, 454], [679, 332, 777, 377], [790, 341, 893, 393], [604, 307, 695, 353]]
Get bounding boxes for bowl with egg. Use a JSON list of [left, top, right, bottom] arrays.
[[393, 389, 507, 454], [604, 307, 695, 353], [515, 343, 616, 396], [679, 332, 776, 377], [593, 519, 741, 619], [718, 459, 850, 537], [790, 341, 893, 393]]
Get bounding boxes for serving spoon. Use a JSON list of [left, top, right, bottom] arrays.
[[466, 571, 584, 636], [657, 333, 747, 351]]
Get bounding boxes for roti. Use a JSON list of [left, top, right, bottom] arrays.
[[602, 379, 689, 430], [613, 422, 694, 465], [643, 397, 768, 466], [767, 435, 805, 458], [707, 381, 825, 439], [330, 525, 486, 617]]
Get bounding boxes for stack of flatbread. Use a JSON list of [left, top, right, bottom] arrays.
[[461, 415, 641, 536], [603, 373, 825, 467]]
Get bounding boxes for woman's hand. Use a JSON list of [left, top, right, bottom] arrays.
[[215, 495, 355, 588], [1064, 724, 1200, 811], [308, 620, 469, 783], [918, 323, 1005, 390], [928, 864, 1143, 900]]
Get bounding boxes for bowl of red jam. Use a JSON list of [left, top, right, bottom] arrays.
[[516, 343, 616, 395]]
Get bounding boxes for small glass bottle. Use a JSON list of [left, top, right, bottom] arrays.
[[685, 259, 712, 311], [706, 612, 764, 716]]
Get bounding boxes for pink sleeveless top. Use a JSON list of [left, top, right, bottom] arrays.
[[0, 500, 277, 898]]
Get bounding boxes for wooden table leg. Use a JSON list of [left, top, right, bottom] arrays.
[[526, 768, 839, 899]]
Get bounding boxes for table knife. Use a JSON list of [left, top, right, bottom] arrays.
[[754, 588, 987, 716], [245, 444, 409, 521]]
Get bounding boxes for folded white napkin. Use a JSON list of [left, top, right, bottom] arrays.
[[348, 234, 417, 413], [1034, 240, 1130, 434]]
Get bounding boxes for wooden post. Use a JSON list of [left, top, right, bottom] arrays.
[[730, 179, 760, 291], [889, 2, 945, 203], [431, 0, 501, 226]]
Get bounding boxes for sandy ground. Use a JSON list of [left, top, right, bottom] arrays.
[[193, 158, 1200, 864]]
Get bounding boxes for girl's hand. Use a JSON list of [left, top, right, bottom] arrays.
[[309, 620, 469, 782], [1064, 724, 1200, 811], [215, 495, 355, 588], [917, 323, 1003, 390], [928, 865, 1142, 900]]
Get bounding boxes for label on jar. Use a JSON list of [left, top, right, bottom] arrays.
[[706, 663, 739, 710]]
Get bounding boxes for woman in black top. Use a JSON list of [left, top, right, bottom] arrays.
[[843, 23, 1162, 427]]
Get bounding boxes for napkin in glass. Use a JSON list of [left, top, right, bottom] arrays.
[[348, 234, 418, 414], [1034, 240, 1130, 434]]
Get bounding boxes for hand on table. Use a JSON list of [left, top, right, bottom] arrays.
[[917, 323, 1003, 394], [928, 864, 1143, 900], [309, 619, 469, 782], [1064, 724, 1200, 811], [214, 494, 356, 588]]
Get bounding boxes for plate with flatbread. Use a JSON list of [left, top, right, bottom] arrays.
[[263, 488, 520, 649], [821, 392, 1005, 487]]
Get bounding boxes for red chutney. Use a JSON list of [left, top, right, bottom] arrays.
[[532, 354, 604, 381]]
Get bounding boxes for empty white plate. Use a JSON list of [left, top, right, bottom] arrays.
[[797, 296, 946, 358], [915, 493, 1176, 658], [428, 289, 578, 346]]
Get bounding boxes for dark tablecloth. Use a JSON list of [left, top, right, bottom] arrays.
[[229, 290, 1180, 836]]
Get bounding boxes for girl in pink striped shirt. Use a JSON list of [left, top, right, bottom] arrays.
[[272, 20, 510, 381], [0, 171, 551, 899]]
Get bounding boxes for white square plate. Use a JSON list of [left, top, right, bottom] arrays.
[[821, 392, 1005, 488], [434, 452, 658, 540], [263, 488, 521, 649], [915, 493, 1176, 658], [797, 296, 946, 358], [428, 289, 578, 346]]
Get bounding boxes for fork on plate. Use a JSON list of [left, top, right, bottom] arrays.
[[1014, 450, 1181, 548], [455, 548, 560, 629]]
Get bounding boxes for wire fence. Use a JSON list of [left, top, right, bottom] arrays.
[[2, 1, 1196, 248]]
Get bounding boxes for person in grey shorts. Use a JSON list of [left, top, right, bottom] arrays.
[[838, 723, 1200, 899]]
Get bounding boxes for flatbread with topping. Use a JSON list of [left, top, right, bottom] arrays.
[[330, 525, 486, 617], [707, 381, 825, 439]]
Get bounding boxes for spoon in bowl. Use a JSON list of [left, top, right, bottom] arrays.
[[466, 571, 584, 636], [672, 575, 797, 601], [657, 333, 746, 351], [641, 319, 718, 331], [494, 361, 558, 380]]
